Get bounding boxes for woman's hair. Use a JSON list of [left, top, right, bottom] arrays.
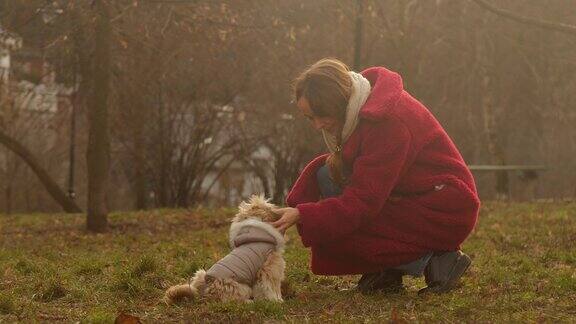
[[293, 58, 352, 187]]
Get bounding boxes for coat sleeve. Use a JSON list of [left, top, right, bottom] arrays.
[[296, 120, 414, 247], [286, 154, 329, 207]]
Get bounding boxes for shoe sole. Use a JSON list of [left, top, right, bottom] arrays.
[[419, 252, 472, 294]]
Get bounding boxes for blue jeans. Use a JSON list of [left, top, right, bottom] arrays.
[[316, 164, 432, 277]]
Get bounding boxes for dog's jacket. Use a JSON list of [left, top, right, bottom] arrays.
[[205, 219, 284, 285]]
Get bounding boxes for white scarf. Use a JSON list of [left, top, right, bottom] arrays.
[[322, 71, 371, 153]]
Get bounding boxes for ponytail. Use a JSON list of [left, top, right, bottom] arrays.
[[326, 125, 347, 187]]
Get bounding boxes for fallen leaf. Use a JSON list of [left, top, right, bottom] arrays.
[[115, 313, 142, 324]]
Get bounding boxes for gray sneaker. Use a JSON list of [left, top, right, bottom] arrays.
[[418, 250, 471, 294]]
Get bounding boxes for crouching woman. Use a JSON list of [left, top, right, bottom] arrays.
[[272, 58, 480, 294]]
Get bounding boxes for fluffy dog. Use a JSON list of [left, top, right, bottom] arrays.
[[164, 195, 285, 303]]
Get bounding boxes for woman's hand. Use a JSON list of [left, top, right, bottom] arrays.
[[271, 207, 300, 233]]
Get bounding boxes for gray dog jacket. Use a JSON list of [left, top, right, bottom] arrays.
[[205, 219, 284, 286]]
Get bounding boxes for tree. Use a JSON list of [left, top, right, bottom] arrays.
[[353, 0, 364, 70], [2, 0, 576, 209], [470, 0, 576, 36], [0, 129, 81, 213], [0, 14, 82, 213], [110, 1, 249, 208], [85, 0, 112, 232]]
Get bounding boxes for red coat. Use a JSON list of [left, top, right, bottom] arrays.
[[286, 67, 480, 275]]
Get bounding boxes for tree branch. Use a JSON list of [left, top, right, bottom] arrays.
[[470, 0, 576, 36], [0, 129, 82, 213]]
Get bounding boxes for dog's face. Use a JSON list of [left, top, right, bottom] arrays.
[[232, 195, 280, 224]]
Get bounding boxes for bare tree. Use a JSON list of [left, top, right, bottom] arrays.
[[470, 0, 576, 36], [0, 129, 81, 212], [2, 0, 575, 211], [353, 0, 364, 70], [0, 16, 82, 213], [85, 0, 112, 232]]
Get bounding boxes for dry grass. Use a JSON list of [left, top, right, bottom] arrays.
[[0, 202, 575, 322]]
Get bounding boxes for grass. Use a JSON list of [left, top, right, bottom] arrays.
[[0, 202, 575, 322]]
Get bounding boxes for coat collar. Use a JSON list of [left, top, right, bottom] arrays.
[[359, 67, 404, 121]]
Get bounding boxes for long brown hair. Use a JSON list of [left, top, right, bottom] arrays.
[[293, 58, 352, 187]]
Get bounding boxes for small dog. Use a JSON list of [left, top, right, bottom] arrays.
[[164, 195, 285, 303]]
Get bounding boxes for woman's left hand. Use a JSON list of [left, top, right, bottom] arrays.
[[271, 207, 300, 233]]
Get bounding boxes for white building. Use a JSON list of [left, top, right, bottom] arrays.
[[0, 23, 22, 99], [0, 24, 76, 213]]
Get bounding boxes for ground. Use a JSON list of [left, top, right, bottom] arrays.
[[0, 202, 575, 323]]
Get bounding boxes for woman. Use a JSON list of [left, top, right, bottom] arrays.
[[272, 58, 480, 294]]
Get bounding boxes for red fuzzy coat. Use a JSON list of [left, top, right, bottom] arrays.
[[286, 67, 480, 275]]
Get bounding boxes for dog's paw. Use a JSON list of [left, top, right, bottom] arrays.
[[163, 284, 194, 305], [281, 280, 296, 300], [161, 295, 173, 305], [162, 290, 178, 305]]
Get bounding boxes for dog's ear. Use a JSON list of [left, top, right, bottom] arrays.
[[262, 208, 281, 223], [238, 200, 251, 214]]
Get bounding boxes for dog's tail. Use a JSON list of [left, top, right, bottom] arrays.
[[163, 269, 207, 304]]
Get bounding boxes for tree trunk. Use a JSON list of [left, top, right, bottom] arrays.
[[481, 73, 509, 200], [272, 155, 286, 205], [0, 129, 82, 213], [353, 0, 364, 70], [133, 122, 147, 210], [86, 0, 112, 232], [134, 165, 148, 210], [67, 89, 78, 199], [251, 161, 271, 199], [156, 81, 170, 207], [5, 185, 11, 215]]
